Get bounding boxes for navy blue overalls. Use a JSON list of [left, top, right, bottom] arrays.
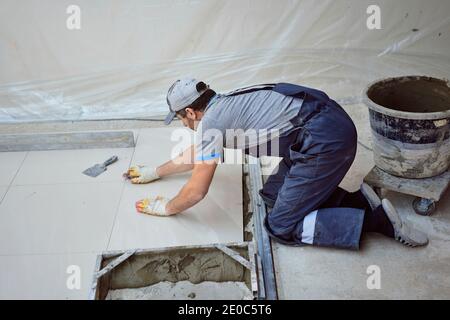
[[231, 83, 365, 250]]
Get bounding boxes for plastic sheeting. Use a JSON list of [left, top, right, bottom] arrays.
[[0, 0, 449, 123]]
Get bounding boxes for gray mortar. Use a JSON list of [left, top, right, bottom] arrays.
[[106, 280, 253, 300], [103, 248, 250, 292], [243, 170, 253, 242], [364, 76, 450, 120], [368, 76, 450, 113]]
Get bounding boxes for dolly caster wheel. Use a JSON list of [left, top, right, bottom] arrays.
[[412, 197, 436, 216]]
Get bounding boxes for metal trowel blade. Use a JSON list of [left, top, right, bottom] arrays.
[[82, 164, 107, 177]]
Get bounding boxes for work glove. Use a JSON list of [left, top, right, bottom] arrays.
[[135, 196, 170, 216], [124, 165, 160, 184]]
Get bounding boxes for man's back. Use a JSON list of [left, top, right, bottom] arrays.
[[198, 89, 304, 151]]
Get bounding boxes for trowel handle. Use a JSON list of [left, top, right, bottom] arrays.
[[103, 155, 118, 167]]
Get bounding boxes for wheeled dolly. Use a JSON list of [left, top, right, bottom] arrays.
[[364, 166, 450, 216]]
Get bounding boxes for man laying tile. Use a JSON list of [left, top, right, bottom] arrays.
[[124, 78, 428, 250]]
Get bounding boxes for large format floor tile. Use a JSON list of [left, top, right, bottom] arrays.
[[0, 186, 7, 204], [0, 152, 27, 186], [132, 127, 193, 166], [0, 253, 97, 300], [108, 164, 243, 250], [0, 182, 123, 255], [13, 148, 134, 186], [108, 127, 243, 251]]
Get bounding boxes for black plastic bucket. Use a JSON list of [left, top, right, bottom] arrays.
[[364, 76, 450, 178]]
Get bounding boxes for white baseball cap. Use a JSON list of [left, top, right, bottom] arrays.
[[164, 77, 207, 125]]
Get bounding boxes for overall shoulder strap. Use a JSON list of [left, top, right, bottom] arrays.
[[224, 82, 330, 103], [273, 83, 330, 102], [224, 83, 276, 97]]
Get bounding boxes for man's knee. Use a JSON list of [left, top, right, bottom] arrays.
[[266, 207, 301, 239], [265, 213, 300, 244]]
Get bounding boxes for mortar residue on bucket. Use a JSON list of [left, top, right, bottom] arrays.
[[364, 76, 450, 178]]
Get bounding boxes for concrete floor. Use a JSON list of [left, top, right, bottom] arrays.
[[272, 103, 450, 299], [0, 126, 243, 299]]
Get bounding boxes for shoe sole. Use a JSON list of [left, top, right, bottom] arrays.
[[382, 199, 428, 247]]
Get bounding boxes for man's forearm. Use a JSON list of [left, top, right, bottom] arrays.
[[156, 159, 193, 177], [156, 145, 194, 177], [165, 160, 217, 215], [166, 185, 204, 215]]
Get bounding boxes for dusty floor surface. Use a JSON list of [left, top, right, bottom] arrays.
[[272, 103, 450, 299], [106, 281, 253, 300]]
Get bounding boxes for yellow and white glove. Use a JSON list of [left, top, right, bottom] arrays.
[[135, 196, 170, 216], [124, 165, 160, 184]]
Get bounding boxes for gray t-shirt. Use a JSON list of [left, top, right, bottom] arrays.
[[194, 89, 303, 161]]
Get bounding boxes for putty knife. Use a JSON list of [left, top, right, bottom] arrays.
[[83, 155, 118, 177]]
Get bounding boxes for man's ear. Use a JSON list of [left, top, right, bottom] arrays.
[[185, 108, 197, 120]]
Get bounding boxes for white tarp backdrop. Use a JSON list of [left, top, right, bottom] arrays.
[[0, 0, 449, 122]]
